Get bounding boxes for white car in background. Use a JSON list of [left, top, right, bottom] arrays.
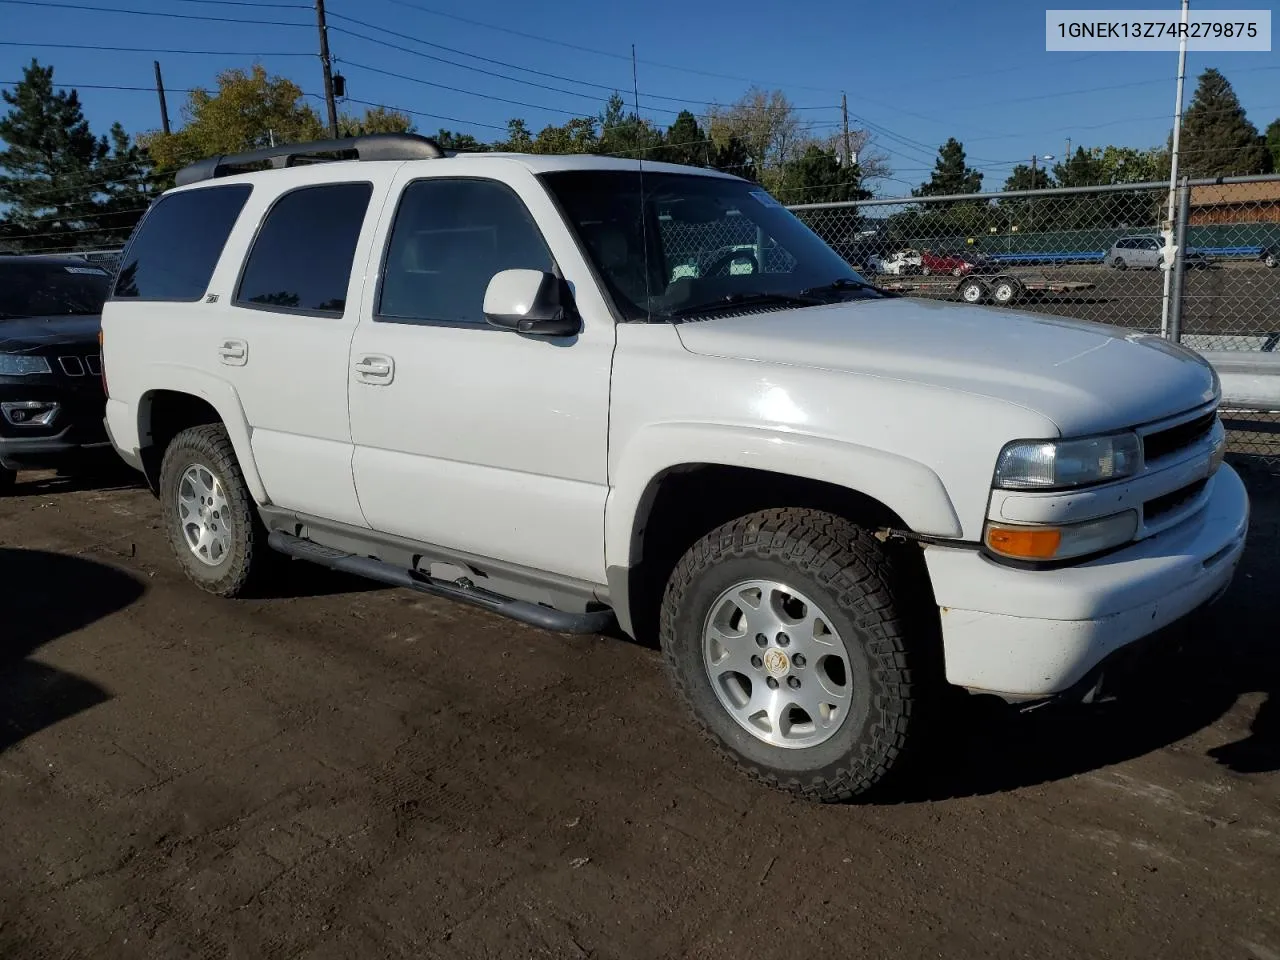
[[867, 248, 922, 275]]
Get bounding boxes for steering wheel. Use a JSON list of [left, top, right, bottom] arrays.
[[701, 249, 759, 278]]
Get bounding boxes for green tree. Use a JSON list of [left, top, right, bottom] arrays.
[[1051, 146, 1105, 187], [1265, 119, 1280, 173], [495, 118, 534, 152], [777, 143, 870, 204], [1097, 145, 1168, 183], [143, 65, 325, 171], [661, 110, 709, 167], [1180, 67, 1270, 177], [1002, 163, 1052, 193], [913, 138, 982, 198], [434, 129, 489, 152], [338, 105, 414, 137], [0, 59, 154, 253], [598, 92, 663, 158]]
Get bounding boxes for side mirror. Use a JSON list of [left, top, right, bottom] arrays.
[[483, 269, 579, 337]]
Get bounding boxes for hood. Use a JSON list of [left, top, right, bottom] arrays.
[[0, 314, 102, 353], [673, 297, 1217, 435]]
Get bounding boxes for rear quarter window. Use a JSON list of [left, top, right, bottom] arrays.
[[113, 183, 252, 301]]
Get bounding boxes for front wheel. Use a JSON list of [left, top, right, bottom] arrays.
[[1112, 256, 1127, 270], [959, 278, 987, 303], [158, 424, 273, 597], [1264, 252, 1276, 268], [660, 508, 928, 802]]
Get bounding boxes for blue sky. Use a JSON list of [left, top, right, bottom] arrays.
[[2, 0, 1278, 194]]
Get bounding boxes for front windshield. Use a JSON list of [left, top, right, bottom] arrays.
[[540, 170, 879, 321], [0, 260, 111, 319]]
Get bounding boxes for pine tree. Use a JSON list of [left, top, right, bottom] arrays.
[[0, 60, 108, 252], [662, 110, 708, 167], [914, 138, 982, 197], [1265, 118, 1280, 174], [778, 144, 870, 204], [1180, 68, 1269, 177]]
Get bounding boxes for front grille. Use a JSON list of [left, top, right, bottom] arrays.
[[57, 354, 100, 377], [1143, 411, 1215, 463], [1144, 478, 1208, 524]]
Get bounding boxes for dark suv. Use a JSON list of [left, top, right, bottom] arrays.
[[0, 255, 113, 492]]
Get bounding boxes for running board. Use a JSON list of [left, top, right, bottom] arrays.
[[267, 531, 614, 635]]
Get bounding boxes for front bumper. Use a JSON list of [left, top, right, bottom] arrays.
[[0, 383, 109, 470], [924, 464, 1249, 699]]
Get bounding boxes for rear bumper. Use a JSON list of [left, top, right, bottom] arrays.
[[103, 398, 144, 472], [924, 464, 1249, 699]]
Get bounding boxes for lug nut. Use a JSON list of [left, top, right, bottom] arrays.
[[754, 633, 768, 648], [766, 676, 779, 689], [787, 676, 801, 689], [792, 653, 806, 668], [777, 633, 790, 647], [751, 655, 763, 669]]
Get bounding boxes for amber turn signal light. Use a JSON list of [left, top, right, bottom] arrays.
[[985, 525, 1063, 560]]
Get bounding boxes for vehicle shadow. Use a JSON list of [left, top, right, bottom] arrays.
[[6, 457, 146, 498], [896, 472, 1279, 802], [0, 548, 146, 752]]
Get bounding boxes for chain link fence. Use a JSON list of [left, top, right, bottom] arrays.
[[790, 175, 1280, 470]]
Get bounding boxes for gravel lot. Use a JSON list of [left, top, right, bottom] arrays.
[[1, 464, 1277, 960]]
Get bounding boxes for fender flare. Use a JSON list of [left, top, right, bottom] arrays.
[[604, 421, 962, 572], [137, 365, 269, 504]]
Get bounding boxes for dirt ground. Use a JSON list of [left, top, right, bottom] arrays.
[[1, 462, 1277, 960]]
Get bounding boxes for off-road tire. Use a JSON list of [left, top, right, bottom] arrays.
[[660, 508, 929, 802], [159, 424, 272, 598]]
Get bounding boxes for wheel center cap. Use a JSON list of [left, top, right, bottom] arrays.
[[762, 648, 790, 677]]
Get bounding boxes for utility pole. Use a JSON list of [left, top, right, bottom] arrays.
[[1065, 138, 1071, 162], [315, 0, 339, 139], [1030, 154, 1037, 178], [841, 93, 852, 166], [1160, 0, 1191, 338], [153, 60, 170, 135]]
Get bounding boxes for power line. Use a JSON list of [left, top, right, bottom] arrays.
[[165, 0, 310, 7], [356, 0, 843, 94], [327, 15, 838, 116], [0, 39, 313, 57], [332, 96, 509, 131], [0, 0, 310, 27], [335, 60, 599, 119]]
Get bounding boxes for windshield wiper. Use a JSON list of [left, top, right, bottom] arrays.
[[671, 291, 823, 317], [799, 277, 881, 297]]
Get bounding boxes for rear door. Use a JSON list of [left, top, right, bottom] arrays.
[[203, 169, 393, 525]]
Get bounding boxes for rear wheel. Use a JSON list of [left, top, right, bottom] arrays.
[[991, 277, 1022, 306], [660, 508, 929, 802], [951, 265, 964, 277], [1112, 256, 1127, 270], [1265, 252, 1277, 268], [159, 424, 273, 597]]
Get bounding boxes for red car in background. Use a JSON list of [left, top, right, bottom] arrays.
[[920, 249, 980, 276]]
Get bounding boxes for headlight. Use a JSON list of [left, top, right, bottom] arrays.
[[0, 354, 52, 376], [994, 432, 1141, 490], [985, 510, 1139, 562]]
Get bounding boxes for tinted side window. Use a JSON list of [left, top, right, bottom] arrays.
[[113, 184, 251, 300], [379, 178, 553, 325], [236, 182, 373, 315]]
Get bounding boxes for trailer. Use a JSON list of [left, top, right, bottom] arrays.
[[876, 272, 1096, 306]]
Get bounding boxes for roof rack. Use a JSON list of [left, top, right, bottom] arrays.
[[173, 133, 445, 187]]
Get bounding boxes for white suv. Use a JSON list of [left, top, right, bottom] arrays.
[[101, 134, 1249, 802]]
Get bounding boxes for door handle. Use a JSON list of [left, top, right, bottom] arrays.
[[354, 355, 394, 383], [218, 339, 247, 366]]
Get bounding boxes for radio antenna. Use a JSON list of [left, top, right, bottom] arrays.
[[631, 43, 652, 322]]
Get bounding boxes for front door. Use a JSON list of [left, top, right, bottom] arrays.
[[347, 164, 615, 586]]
